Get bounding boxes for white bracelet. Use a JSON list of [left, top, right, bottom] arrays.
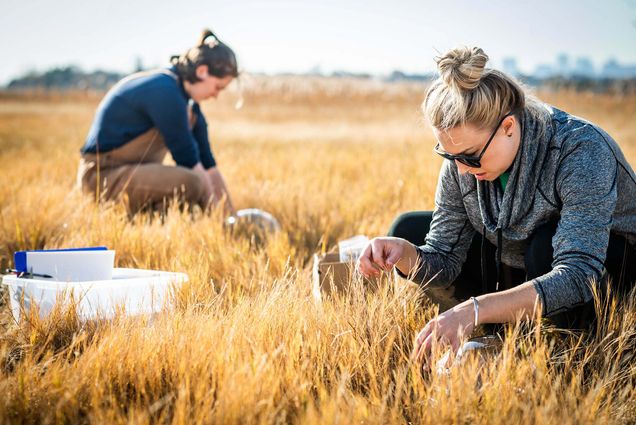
[[470, 296, 479, 327]]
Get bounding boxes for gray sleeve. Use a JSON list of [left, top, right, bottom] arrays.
[[532, 138, 618, 316], [410, 160, 475, 287]]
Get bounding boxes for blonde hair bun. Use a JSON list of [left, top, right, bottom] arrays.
[[437, 46, 489, 91], [424, 45, 535, 130]]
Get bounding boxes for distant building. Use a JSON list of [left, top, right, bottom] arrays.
[[573, 57, 595, 77], [534, 64, 555, 79], [502, 57, 520, 77], [556, 53, 570, 77], [602, 59, 636, 79]]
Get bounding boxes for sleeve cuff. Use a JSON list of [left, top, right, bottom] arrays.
[[532, 280, 549, 317], [202, 157, 217, 169], [396, 246, 426, 280]]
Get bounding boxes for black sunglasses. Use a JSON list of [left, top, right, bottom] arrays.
[[433, 111, 516, 168]]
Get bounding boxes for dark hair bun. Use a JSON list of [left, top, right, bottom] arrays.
[[198, 29, 218, 46]]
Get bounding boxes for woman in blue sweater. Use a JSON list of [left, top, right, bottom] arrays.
[[78, 29, 237, 215]]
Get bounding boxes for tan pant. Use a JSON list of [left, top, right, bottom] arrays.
[[77, 68, 209, 214], [77, 125, 208, 214]]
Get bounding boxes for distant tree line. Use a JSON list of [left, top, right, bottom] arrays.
[[5, 66, 636, 95], [385, 71, 636, 95], [6, 66, 124, 91]]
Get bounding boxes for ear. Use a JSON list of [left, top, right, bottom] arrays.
[[502, 115, 515, 136], [195, 64, 209, 80]]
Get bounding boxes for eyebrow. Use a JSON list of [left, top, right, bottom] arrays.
[[446, 145, 477, 156], [457, 147, 477, 155]]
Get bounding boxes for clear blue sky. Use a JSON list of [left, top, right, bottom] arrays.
[[1, 0, 635, 84]]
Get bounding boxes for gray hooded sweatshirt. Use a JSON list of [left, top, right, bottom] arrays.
[[414, 104, 636, 316]]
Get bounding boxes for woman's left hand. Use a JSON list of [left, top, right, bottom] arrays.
[[411, 301, 475, 365]]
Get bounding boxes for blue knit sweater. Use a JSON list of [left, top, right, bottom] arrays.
[[81, 67, 216, 169]]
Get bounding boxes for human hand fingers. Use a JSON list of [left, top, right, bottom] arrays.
[[368, 238, 389, 270], [384, 242, 404, 270], [357, 243, 380, 277], [370, 237, 405, 271], [358, 239, 390, 276], [411, 320, 437, 363]]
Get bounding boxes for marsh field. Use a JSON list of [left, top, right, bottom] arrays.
[[0, 77, 635, 424]]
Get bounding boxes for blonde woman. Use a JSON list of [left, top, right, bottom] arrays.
[[357, 47, 636, 363], [78, 29, 237, 214]]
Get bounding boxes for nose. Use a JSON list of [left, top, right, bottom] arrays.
[[455, 160, 470, 175]]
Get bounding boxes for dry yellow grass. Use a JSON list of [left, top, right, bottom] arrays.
[[0, 77, 635, 424]]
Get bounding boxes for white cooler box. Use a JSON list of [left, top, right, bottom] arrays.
[[2, 268, 188, 322]]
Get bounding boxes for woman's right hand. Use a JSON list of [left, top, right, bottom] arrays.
[[357, 237, 418, 278], [193, 162, 215, 202], [206, 166, 235, 216]]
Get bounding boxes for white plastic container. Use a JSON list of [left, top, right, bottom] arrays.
[[338, 235, 370, 263], [1, 268, 188, 322]]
